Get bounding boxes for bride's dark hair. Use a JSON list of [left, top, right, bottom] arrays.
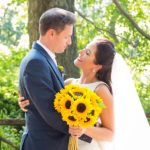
[[94, 37, 116, 94]]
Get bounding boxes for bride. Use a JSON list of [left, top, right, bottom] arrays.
[[18, 37, 150, 150], [67, 37, 115, 150]]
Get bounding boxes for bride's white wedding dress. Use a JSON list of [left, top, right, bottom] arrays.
[[71, 53, 150, 150], [72, 79, 113, 150]]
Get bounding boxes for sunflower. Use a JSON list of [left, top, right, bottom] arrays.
[[59, 88, 69, 95], [60, 95, 74, 112], [62, 111, 79, 126], [67, 86, 87, 100], [87, 107, 102, 122], [54, 93, 64, 112], [54, 99, 61, 112], [54, 83, 105, 128], [72, 98, 92, 120], [79, 115, 97, 127], [64, 84, 78, 91], [71, 88, 85, 98]]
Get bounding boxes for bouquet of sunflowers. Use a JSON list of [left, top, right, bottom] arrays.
[[54, 84, 105, 150]]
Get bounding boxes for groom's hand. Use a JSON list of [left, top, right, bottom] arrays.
[[18, 96, 29, 112]]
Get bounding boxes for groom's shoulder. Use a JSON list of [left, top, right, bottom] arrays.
[[20, 48, 46, 68], [24, 48, 45, 61]]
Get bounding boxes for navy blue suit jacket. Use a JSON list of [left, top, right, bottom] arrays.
[[19, 42, 69, 150]]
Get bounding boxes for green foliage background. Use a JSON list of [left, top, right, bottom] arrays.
[[0, 0, 149, 149]]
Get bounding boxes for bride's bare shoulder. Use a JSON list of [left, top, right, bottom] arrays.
[[95, 84, 113, 103]]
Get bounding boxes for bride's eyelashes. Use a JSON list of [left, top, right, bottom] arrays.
[[85, 49, 91, 56]]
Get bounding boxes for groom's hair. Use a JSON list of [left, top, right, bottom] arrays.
[[39, 8, 76, 35]]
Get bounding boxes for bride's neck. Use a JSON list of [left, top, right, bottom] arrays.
[[79, 74, 98, 84]]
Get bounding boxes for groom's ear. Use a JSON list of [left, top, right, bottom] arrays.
[[47, 29, 56, 38]]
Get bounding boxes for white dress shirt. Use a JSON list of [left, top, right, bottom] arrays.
[[37, 40, 57, 66]]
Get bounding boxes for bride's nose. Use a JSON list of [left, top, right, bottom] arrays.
[[79, 49, 85, 56]]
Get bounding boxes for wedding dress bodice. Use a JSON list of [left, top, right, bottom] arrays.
[[72, 79, 107, 91], [72, 79, 112, 150]]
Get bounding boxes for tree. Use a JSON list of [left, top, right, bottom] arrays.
[[28, 0, 80, 78], [74, 0, 150, 119], [112, 0, 150, 40]]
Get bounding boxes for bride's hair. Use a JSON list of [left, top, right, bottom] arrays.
[[93, 37, 116, 93]]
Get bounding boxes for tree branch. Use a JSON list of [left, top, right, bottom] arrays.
[[112, 0, 150, 40], [108, 14, 119, 44], [0, 136, 19, 150], [74, 7, 134, 46], [0, 119, 25, 125]]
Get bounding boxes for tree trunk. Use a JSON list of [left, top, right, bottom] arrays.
[[28, 0, 80, 78]]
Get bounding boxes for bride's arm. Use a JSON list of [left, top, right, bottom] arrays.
[[64, 78, 74, 85], [85, 85, 114, 141], [18, 78, 75, 111]]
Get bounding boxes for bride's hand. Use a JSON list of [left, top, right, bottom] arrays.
[[69, 126, 86, 138], [18, 96, 30, 112]]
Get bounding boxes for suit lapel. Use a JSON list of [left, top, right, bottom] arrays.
[[32, 42, 64, 88]]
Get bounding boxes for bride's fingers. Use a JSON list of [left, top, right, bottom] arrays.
[[18, 100, 29, 107], [69, 126, 85, 137], [18, 100, 29, 112], [21, 107, 28, 112], [69, 127, 80, 133], [69, 127, 78, 135], [19, 105, 28, 112], [18, 96, 24, 102], [69, 126, 80, 130]]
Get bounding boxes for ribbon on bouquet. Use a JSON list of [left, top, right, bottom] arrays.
[[68, 136, 78, 150]]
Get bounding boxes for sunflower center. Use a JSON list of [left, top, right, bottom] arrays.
[[91, 110, 95, 115], [84, 117, 90, 122], [65, 100, 71, 109], [68, 116, 76, 121], [74, 92, 83, 96], [77, 103, 86, 113]]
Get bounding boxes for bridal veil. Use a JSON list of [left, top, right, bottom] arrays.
[[111, 53, 150, 150]]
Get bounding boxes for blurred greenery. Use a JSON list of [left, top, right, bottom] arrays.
[[75, 0, 150, 116], [0, 48, 27, 149], [0, 0, 28, 149], [0, 0, 150, 149]]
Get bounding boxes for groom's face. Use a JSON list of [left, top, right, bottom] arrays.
[[51, 25, 73, 53]]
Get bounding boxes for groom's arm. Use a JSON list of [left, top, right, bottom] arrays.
[[23, 59, 69, 134]]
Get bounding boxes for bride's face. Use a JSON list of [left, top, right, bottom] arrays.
[[74, 41, 100, 71]]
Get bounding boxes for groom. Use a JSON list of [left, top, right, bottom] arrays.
[[19, 8, 76, 150]]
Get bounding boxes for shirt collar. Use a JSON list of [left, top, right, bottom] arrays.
[[37, 40, 57, 66]]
